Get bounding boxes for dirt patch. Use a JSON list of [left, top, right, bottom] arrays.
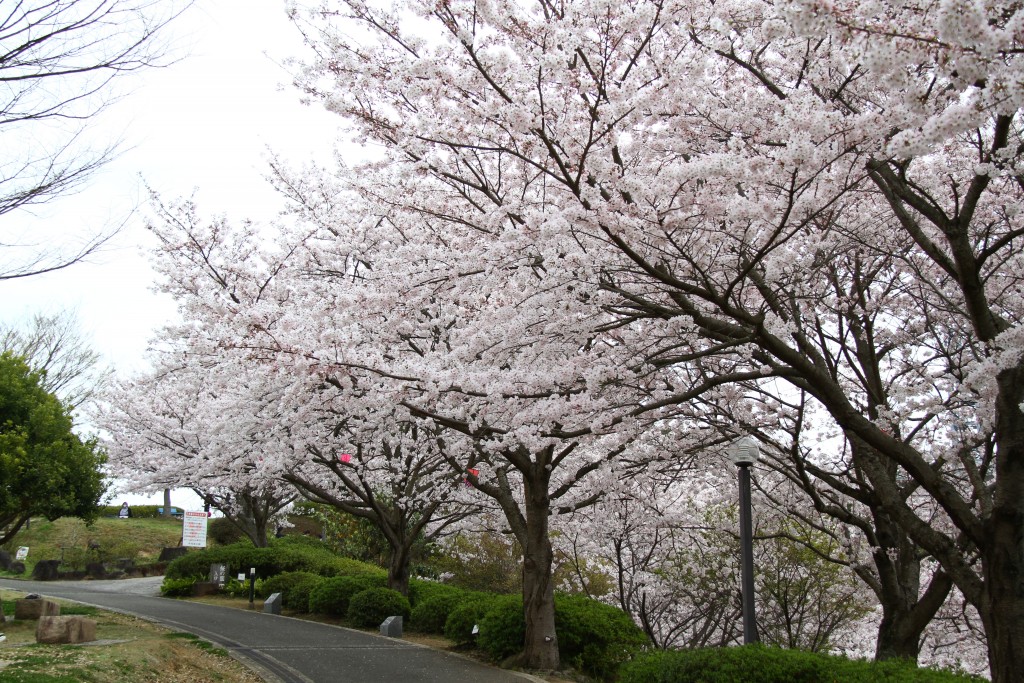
[[0, 590, 261, 683]]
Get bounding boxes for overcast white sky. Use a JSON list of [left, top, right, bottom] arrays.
[[0, 0, 339, 371], [0, 1, 344, 508]]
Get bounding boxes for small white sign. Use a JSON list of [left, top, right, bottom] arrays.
[[15, 547, 28, 560], [237, 573, 246, 582], [181, 511, 209, 548]]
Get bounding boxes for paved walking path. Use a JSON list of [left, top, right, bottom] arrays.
[[0, 578, 533, 683]]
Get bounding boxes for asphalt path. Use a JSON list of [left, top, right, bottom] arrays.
[[0, 577, 535, 683]]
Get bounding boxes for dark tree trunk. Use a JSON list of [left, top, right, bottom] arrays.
[[868, 503, 952, 662], [874, 569, 952, 661], [162, 488, 172, 517], [517, 472, 559, 670], [388, 543, 412, 596], [980, 367, 1024, 683]]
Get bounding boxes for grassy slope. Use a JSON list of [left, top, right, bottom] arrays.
[[2, 517, 184, 574]]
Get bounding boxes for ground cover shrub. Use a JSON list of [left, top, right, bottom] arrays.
[[347, 587, 411, 628], [98, 505, 169, 518], [475, 593, 648, 680], [164, 540, 385, 582], [444, 593, 502, 646], [161, 577, 197, 597], [410, 593, 464, 634], [208, 517, 245, 546], [617, 646, 985, 683], [261, 571, 326, 612], [309, 574, 387, 616], [555, 594, 648, 680], [477, 594, 527, 661], [408, 578, 464, 607]]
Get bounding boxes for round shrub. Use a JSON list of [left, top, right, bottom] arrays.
[[408, 578, 464, 607], [347, 587, 412, 628], [208, 517, 245, 546], [554, 594, 648, 680], [477, 594, 526, 661], [444, 594, 501, 645], [309, 574, 387, 616], [410, 593, 463, 634], [475, 593, 650, 679], [260, 571, 326, 613]]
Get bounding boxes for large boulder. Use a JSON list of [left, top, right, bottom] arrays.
[[36, 616, 97, 644], [31, 559, 61, 581], [8, 560, 25, 575], [15, 597, 60, 619], [0, 549, 10, 570]]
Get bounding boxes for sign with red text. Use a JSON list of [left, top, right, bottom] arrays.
[[182, 511, 209, 548]]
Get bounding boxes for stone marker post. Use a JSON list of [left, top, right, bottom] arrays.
[[264, 593, 282, 615]]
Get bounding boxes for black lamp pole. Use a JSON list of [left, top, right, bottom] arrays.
[[729, 436, 760, 645]]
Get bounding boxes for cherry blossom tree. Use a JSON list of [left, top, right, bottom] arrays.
[[287, 1, 1023, 677], [98, 355, 296, 547]]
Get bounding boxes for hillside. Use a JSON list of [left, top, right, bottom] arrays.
[[1, 515, 184, 576]]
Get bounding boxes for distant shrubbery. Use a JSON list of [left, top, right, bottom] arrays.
[[97, 505, 181, 519], [163, 537, 386, 583], [618, 646, 985, 683]]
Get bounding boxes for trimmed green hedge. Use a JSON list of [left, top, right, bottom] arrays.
[[475, 593, 648, 679], [347, 587, 411, 628], [444, 594, 501, 645], [618, 646, 985, 683], [99, 504, 184, 519], [408, 578, 465, 607], [164, 539, 385, 582], [260, 571, 326, 613], [411, 593, 465, 633], [309, 574, 388, 617]]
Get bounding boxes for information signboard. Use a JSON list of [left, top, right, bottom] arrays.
[[182, 511, 209, 548]]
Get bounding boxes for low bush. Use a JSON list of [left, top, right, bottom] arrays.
[[347, 587, 411, 628], [160, 576, 197, 597], [617, 646, 985, 683], [261, 571, 326, 613], [555, 594, 648, 680], [408, 578, 464, 607], [475, 594, 648, 680], [164, 539, 386, 583], [208, 517, 245, 546], [309, 574, 387, 617], [477, 594, 527, 661], [410, 593, 464, 634], [98, 505, 179, 519], [444, 594, 501, 646]]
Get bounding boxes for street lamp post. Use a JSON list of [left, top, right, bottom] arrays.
[[729, 436, 760, 645]]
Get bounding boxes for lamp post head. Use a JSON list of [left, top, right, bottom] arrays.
[[728, 436, 760, 466]]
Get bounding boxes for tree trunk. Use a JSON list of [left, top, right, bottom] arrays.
[[162, 488, 172, 518], [869, 513, 952, 662], [518, 474, 559, 670], [980, 366, 1024, 683], [388, 543, 412, 596]]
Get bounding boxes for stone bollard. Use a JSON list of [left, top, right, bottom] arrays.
[[15, 597, 60, 620], [379, 616, 403, 638], [263, 593, 282, 615], [36, 616, 97, 644]]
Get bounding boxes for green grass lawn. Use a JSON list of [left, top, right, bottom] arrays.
[[2, 516, 185, 576]]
